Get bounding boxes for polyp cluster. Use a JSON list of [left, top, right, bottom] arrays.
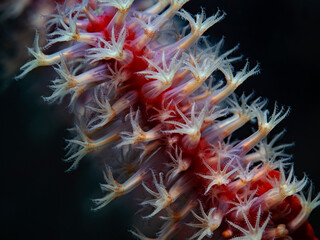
[[17, 0, 319, 239]]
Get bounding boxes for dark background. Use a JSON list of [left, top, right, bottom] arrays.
[[0, 0, 319, 239]]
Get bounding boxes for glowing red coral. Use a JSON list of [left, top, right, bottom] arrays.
[[17, 0, 319, 239]]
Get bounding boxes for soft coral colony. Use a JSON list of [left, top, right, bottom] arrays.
[[17, 0, 319, 239]]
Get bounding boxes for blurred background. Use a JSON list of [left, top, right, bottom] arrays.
[[0, 0, 319, 239]]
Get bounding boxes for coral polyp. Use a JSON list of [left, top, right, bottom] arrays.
[[17, 0, 319, 239]]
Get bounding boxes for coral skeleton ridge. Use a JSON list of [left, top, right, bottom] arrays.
[[16, 0, 319, 239]]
